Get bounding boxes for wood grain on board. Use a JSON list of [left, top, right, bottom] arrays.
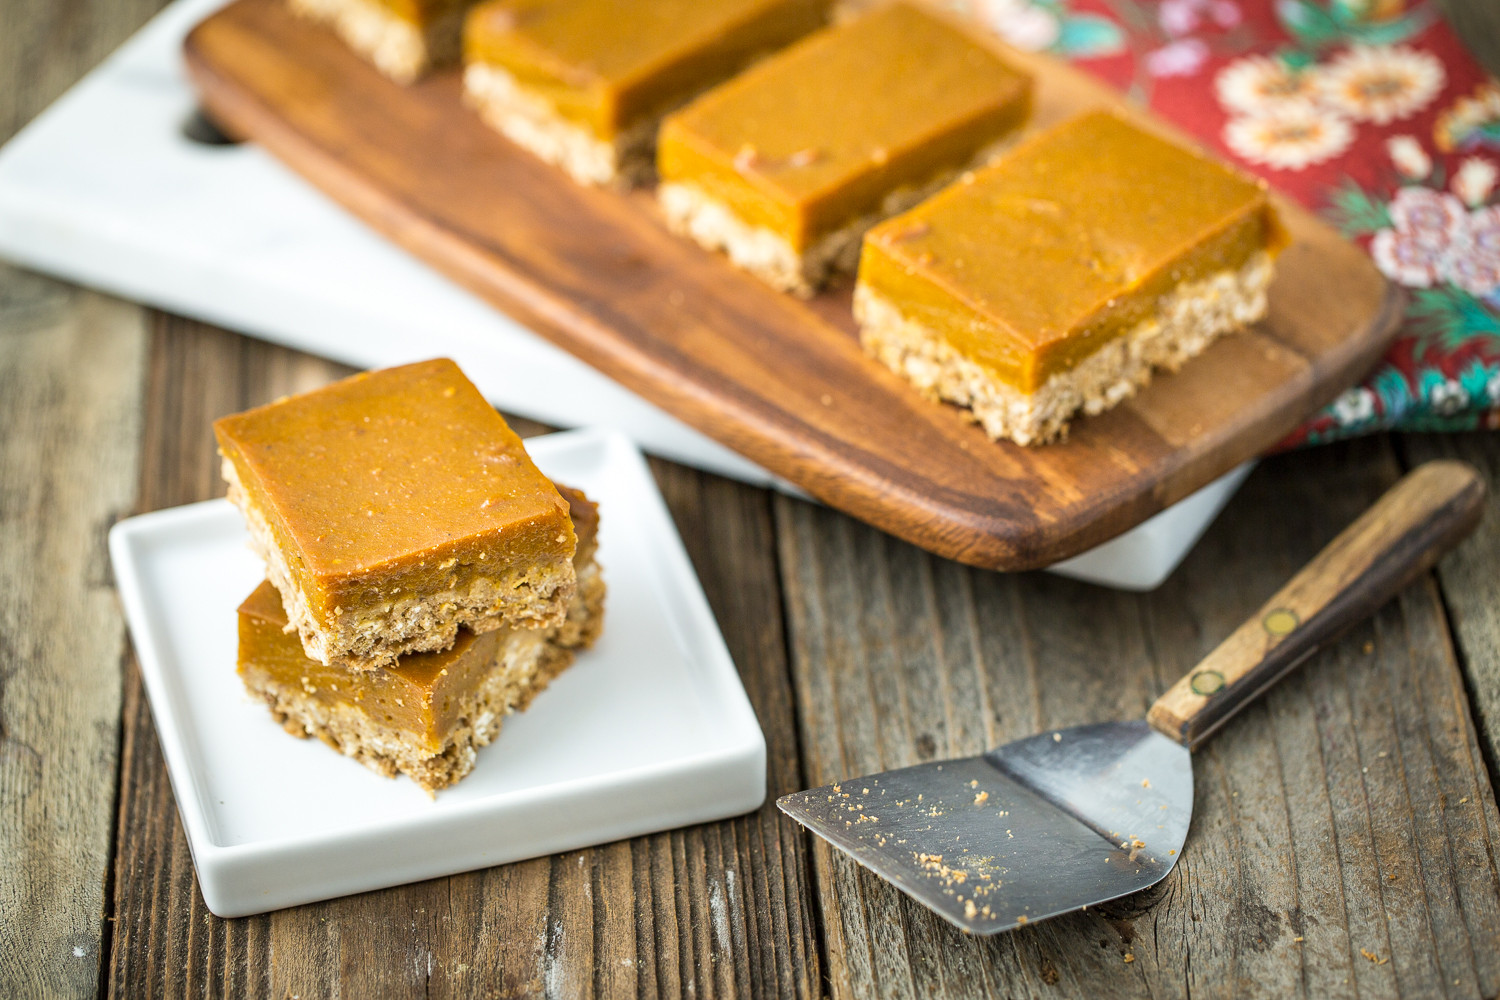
[[182, 0, 1401, 571], [0, 269, 148, 1000], [0, 0, 166, 992], [1398, 433, 1500, 803]]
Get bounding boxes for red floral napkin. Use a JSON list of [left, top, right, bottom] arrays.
[[963, 0, 1500, 445]]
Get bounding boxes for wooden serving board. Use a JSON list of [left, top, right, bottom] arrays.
[[183, 0, 1401, 571]]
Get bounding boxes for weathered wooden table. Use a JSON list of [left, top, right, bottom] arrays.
[[4, 2, 1500, 996]]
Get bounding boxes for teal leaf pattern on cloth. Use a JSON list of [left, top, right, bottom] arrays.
[[1371, 366, 1418, 421], [1274, 0, 1431, 53], [1274, 0, 1345, 49], [1472, 122, 1500, 151], [1053, 13, 1126, 57], [1408, 286, 1500, 354], [1327, 178, 1394, 237], [1458, 357, 1497, 398]]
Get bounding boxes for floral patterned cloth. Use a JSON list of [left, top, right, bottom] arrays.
[[962, 0, 1500, 445]]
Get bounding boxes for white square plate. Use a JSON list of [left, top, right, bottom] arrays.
[[108, 428, 767, 917]]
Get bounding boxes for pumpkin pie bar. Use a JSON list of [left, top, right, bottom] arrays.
[[214, 359, 577, 672], [855, 111, 1287, 445], [657, 1, 1032, 296], [238, 485, 605, 792], [290, 0, 474, 83], [462, 0, 828, 188]]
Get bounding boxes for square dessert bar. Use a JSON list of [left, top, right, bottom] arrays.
[[856, 110, 1287, 445], [462, 0, 829, 188], [290, 0, 475, 83], [657, 1, 1031, 297], [214, 358, 577, 672], [238, 485, 605, 792]]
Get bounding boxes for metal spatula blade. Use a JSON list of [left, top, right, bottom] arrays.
[[778, 722, 1190, 933], [780, 462, 1485, 936]]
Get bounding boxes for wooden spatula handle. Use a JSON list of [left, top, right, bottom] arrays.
[[1147, 460, 1484, 749]]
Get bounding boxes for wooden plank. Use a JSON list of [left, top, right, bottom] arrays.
[[0, 0, 170, 144], [0, 3, 166, 994], [1397, 433, 1500, 797], [106, 318, 822, 998], [777, 437, 1500, 999], [107, 317, 344, 1000], [0, 264, 149, 996], [180, 0, 1401, 572]]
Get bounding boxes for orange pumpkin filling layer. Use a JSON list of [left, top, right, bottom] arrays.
[[657, 2, 1031, 252], [464, 0, 828, 141], [859, 111, 1287, 393]]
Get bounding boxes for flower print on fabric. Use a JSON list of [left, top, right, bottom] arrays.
[[1429, 377, 1468, 415], [1157, 0, 1242, 36], [1444, 204, 1500, 298], [1147, 38, 1210, 77], [1216, 56, 1323, 116], [1452, 157, 1499, 207], [1144, 0, 1240, 78], [1331, 386, 1378, 425], [1224, 103, 1354, 169], [1318, 44, 1445, 125], [1367, 186, 1500, 299], [1311, 138, 1500, 444], [1215, 43, 1444, 173], [1434, 82, 1500, 153], [1385, 135, 1432, 179]]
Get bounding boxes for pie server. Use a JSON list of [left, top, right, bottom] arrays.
[[778, 461, 1485, 935]]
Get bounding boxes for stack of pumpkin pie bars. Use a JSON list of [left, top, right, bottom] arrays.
[[215, 358, 606, 793]]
